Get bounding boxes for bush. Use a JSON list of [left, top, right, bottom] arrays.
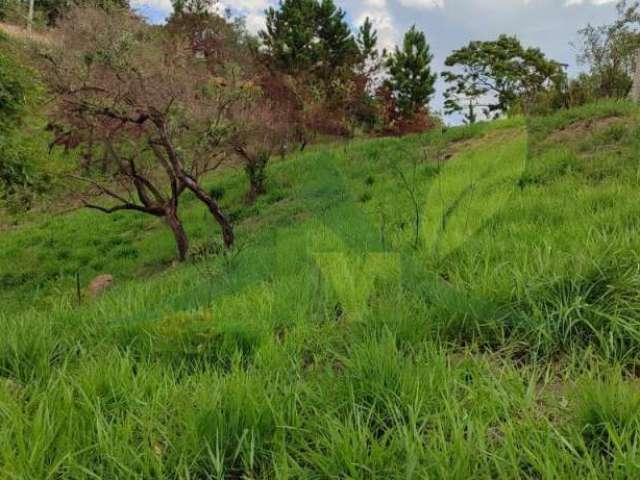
[[0, 135, 49, 208], [0, 36, 51, 209], [0, 47, 29, 131], [0, 0, 22, 23]]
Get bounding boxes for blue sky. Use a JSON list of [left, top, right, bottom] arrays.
[[132, 0, 620, 118]]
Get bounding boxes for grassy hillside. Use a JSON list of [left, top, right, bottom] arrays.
[[2, 101, 640, 478]]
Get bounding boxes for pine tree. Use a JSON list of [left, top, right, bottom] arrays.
[[357, 17, 377, 59], [261, 0, 319, 74], [315, 0, 358, 74], [260, 0, 357, 77], [385, 26, 436, 117], [357, 16, 383, 75]]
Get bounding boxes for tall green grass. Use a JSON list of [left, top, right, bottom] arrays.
[[1, 101, 640, 478]]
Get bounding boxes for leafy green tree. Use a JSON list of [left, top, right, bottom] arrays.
[[575, 0, 640, 99], [385, 26, 436, 117], [442, 35, 565, 121]]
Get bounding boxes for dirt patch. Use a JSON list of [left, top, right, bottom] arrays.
[[544, 116, 628, 145]]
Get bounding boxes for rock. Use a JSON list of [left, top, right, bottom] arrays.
[[89, 274, 114, 296]]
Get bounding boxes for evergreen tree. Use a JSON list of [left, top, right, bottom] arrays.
[[171, 0, 214, 16], [261, 0, 320, 74], [357, 16, 383, 75], [259, 0, 357, 77], [357, 17, 378, 61], [385, 26, 436, 117], [315, 0, 357, 74]]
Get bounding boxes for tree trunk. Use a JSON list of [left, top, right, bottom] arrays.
[[165, 207, 189, 262], [631, 49, 640, 104], [245, 178, 266, 205], [82, 126, 94, 174], [152, 125, 234, 249], [181, 176, 235, 248]]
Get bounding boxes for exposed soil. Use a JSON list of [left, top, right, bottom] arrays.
[[544, 116, 628, 144]]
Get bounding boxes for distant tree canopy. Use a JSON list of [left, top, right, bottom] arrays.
[[442, 35, 566, 122], [170, 0, 214, 16], [258, 1, 393, 138], [166, 0, 254, 74], [385, 26, 436, 117], [259, 0, 359, 78], [575, 0, 640, 100]]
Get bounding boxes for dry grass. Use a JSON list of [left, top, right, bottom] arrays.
[[0, 21, 53, 45], [544, 115, 628, 144]]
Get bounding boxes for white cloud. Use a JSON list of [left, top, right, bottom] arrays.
[[565, 0, 615, 5], [243, 10, 268, 32], [220, 0, 272, 16], [363, 0, 387, 7], [219, 0, 274, 32], [130, 0, 622, 63], [131, 0, 274, 24], [397, 0, 444, 8]]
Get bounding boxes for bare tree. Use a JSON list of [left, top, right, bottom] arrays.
[[227, 93, 291, 204], [46, 91, 193, 261], [38, 6, 240, 253]]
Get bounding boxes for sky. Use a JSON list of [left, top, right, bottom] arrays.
[[131, 0, 621, 118]]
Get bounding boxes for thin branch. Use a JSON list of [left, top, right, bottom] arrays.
[[69, 174, 131, 205], [82, 200, 164, 216]]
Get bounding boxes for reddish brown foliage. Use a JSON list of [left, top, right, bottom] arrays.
[[375, 84, 436, 136]]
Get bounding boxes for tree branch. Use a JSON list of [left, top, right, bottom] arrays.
[[82, 200, 164, 216]]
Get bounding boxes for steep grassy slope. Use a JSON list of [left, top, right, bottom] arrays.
[[2, 101, 640, 478]]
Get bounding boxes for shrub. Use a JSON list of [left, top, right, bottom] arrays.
[[0, 42, 50, 208]]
